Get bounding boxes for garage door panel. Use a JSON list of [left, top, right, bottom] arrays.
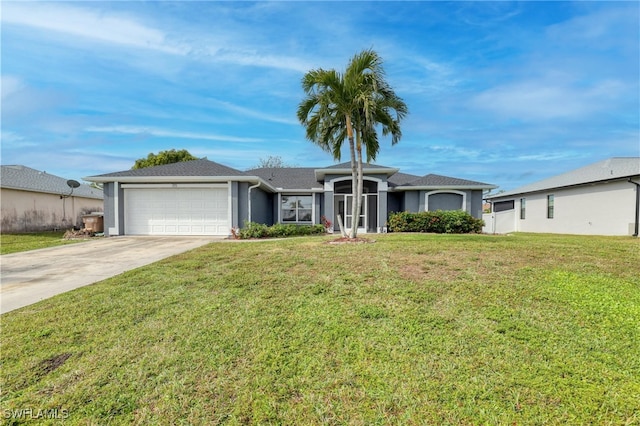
[[125, 187, 229, 236]]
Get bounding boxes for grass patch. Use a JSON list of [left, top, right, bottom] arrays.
[[1, 233, 639, 424], [0, 232, 84, 255]]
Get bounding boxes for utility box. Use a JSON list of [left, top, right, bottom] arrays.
[[82, 213, 104, 233]]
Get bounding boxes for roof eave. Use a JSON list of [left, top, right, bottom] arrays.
[[83, 175, 278, 192], [485, 175, 640, 200], [314, 167, 400, 181], [1, 184, 104, 199], [393, 184, 498, 191], [275, 188, 324, 192]]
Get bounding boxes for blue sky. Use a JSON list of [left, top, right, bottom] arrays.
[[2, 1, 638, 191]]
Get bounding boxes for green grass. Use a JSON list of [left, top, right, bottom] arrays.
[[1, 233, 639, 424], [0, 232, 84, 255]]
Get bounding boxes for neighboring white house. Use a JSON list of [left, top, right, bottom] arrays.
[[1, 165, 103, 233], [484, 157, 640, 236]]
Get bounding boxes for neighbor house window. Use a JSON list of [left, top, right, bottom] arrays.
[[547, 194, 554, 219], [494, 200, 514, 213], [520, 198, 526, 219], [281, 195, 312, 222]]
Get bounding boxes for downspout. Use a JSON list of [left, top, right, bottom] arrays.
[[629, 179, 640, 237], [247, 182, 260, 224]]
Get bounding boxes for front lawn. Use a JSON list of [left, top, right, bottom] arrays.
[[0, 232, 84, 255], [1, 233, 638, 424]]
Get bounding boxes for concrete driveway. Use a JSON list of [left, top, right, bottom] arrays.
[[1, 236, 222, 314]]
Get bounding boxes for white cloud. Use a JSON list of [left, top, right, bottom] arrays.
[[1, 75, 25, 100], [209, 49, 312, 74], [206, 99, 298, 126], [85, 126, 264, 143], [469, 79, 627, 121], [0, 131, 37, 149], [392, 56, 463, 96], [2, 2, 311, 74], [2, 2, 186, 55]]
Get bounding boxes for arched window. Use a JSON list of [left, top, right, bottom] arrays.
[[426, 190, 466, 212], [333, 179, 378, 194]]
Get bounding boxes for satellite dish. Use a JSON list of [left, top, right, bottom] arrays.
[[61, 179, 81, 198]]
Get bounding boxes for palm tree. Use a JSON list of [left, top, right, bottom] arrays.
[[297, 49, 407, 238]]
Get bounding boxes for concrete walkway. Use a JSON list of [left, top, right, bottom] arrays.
[[1, 236, 222, 314]]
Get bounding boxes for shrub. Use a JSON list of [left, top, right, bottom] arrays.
[[387, 210, 484, 234], [238, 222, 269, 239], [237, 222, 326, 239]]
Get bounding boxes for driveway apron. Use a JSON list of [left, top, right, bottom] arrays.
[[1, 236, 221, 314]]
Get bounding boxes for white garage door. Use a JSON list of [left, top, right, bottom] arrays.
[[124, 186, 229, 236]]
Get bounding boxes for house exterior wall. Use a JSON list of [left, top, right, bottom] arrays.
[[250, 187, 273, 225], [489, 180, 638, 236], [1, 188, 102, 233], [470, 190, 484, 218], [230, 182, 239, 229], [404, 191, 420, 212], [103, 182, 116, 235], [323, 190, 334, 228], [237, 182, 249, 227], [314, 193, 323, 225], [103, 182, 125, 236]]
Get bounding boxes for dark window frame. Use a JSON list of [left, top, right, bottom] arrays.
[[547, 194, 554, 219]]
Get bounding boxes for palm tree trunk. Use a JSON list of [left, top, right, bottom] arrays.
[[354, 143, 364, 238], [346, 114, 358, 239], [350, 130, 364, 239]]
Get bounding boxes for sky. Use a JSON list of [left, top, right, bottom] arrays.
[[1, 1, 638, 191]]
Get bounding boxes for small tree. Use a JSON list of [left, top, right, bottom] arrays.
[[132, 149, 198, 169], [250, 155, 297, 169]]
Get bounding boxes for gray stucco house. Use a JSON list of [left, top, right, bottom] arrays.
[[85, 159, 496, 236]]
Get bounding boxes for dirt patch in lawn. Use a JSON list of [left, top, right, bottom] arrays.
[[37, 352, 73, 375]]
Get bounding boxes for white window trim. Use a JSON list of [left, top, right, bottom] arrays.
[[279, 193, 315, 224], [425, 190, 467, 212], [326, 176, 387, 192]]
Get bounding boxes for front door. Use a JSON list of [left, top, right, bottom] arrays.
[[335, 194, 366, 233]]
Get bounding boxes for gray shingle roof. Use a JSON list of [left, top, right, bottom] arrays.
[[322, 161, 393, 170], [487, 157, 640, 199], [387, 172, 422, 186], [247, 167, 323, 190], [1, 165, 103, 199], [86, 159, 248, 179], [392, 173, 496, 189], [83, 158, 499, 191]]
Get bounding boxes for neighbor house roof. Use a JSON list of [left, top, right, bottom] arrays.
[[486, 157, 640, 199], [1, 165, 103, 199]]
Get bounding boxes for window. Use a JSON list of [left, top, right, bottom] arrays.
[[281, 195, 312, 222], [547, 194, 554, 219], [520, 198, 526, 219], [494, 200, 515, 213]]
